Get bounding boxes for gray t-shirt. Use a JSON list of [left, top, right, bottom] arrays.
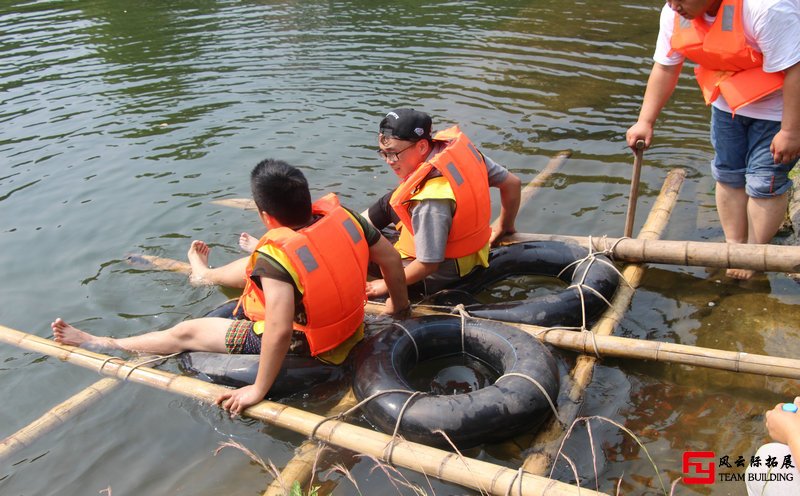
[[411, 143, 508, 264]]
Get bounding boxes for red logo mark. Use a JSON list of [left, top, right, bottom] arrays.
[[683, 451, 715, 484]]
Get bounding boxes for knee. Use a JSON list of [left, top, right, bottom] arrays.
[[169, 321, 199, 342]]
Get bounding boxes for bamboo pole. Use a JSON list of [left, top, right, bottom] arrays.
[[134, 232, 800, 275], [0, 356, 157, 462], [491, 151, 571, 233], [502, 233, 800, 273], [263, 390, 357, 496], [521, 168, 684, 475], [0, 376, 120, 461], [211, 197, 257, 210], [0, 325, 604, 496], [364, 301, 800, 380]]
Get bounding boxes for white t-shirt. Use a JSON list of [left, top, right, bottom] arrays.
[[653, 0, 800, 121]]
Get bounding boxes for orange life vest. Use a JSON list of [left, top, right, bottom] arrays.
[[669, 0, 784, 113], [237, 193, 369, 356], [389, 126, 491, 259]]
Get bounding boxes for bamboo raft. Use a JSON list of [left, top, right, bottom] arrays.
[[5, 156, 800, 494]]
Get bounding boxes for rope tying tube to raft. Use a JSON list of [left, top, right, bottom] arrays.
[[453, 305, 562, 424], [504, 467, 526, 496], [353, 315, 560, 449], [497, 372, 562, 425]]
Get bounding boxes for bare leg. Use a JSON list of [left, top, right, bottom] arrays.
[[715, 183, 753, 279], [717, 184, 789, 280], [52, 317, 231, 355], [748, 193, 789, 244], [239, 232, 259, 253], [187, 240, 248, 288]]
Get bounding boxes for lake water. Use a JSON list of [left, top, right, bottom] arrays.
[[2, 1, 799, 495]]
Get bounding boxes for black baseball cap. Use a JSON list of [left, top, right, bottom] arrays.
[[379, 109, 432, 141]]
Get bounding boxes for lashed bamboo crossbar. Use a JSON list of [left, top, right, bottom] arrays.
[[364, 301, 800, 380], [0, 325, 605, 496], [522, 168, 683, 475], [503, 233, 800, 273]]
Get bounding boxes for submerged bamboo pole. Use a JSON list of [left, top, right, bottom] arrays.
[[503, 233, 800, 273], [0, 356, 157, 462], [211, 197, 258, 210], [0, 325, 604, 496], [0, 376, 120, 461], [522, 168, 684, 475], [491, 151, 571, 232], [263, 390, 357, 496]]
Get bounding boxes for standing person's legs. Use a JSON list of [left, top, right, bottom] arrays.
[[710, 109, 796, 279], [711, 108, 750, 277]]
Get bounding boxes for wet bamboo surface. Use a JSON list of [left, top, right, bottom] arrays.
[[0, 325, 606, 496], [502, 233, 800, 273], [521, 168, 684, 475]]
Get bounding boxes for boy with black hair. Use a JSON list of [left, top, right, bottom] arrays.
[[53, 158, 409, 415]]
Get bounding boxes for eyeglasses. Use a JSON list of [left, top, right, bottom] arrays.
[[377, 141, 417, 162]]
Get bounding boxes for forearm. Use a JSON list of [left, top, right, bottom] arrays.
[[370, 236, 409, 307], [403, 259, 439, 286], [496, 172, 521, 231], [788, 433, 800, 466], [782, 62, 800, 134], [252, 325, 292, 396]]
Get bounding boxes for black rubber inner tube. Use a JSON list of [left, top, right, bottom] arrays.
[[432, 240, 620, 328], [178, 300, 346, 399], [352, 315, 559, 449]]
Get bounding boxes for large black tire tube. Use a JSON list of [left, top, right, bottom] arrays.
[[352, 315, 559, 449], [178, 300, 346, 398], [433, 240, 620, 328]]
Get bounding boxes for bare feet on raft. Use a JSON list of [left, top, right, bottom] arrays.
[[51, 318, 110, 349], [239, 232, 258, 253], [187, 240, 212, 285], [726, 268, 755, 280]]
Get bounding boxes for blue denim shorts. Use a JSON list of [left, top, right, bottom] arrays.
[[710, 107, 797, 198]]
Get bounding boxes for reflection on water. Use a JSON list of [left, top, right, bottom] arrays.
[[2, 1, 799, 495]]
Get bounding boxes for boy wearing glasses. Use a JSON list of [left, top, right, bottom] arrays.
[[364, 108, 521, 298]]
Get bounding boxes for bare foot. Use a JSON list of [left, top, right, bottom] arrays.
[[51, 318, 109, 348], [239, 232, 258, 253], [726, 268, 755, 280], [187, 240, 212, 285]]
